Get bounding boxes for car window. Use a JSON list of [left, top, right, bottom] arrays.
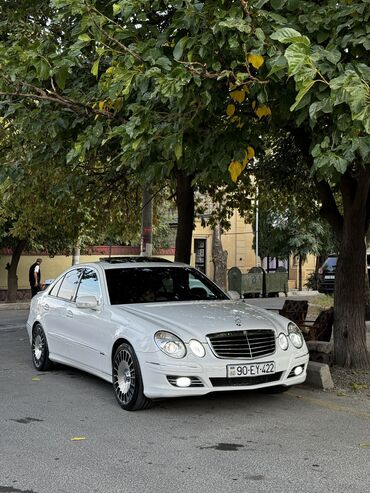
[[322, 257, 337, 271], [105, 267, 228, 305], [49, 276, 65, 297], [58, 269, 83, 301], [76, 269, 101, 300]]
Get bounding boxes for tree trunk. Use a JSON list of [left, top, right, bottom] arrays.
[[212, 223, 228, 290], [293, 127, 370, 368], [333, 172, 370, 369], [174, 169, 195, 264], [72, 245, 80, 265], [7, 240, 27, 303]]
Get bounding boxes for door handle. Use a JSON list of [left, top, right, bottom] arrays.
[[66, 309, 73, 318], [43, 304, 49, 311]]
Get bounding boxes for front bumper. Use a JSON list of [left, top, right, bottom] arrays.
[[139, 348, 309, 399]]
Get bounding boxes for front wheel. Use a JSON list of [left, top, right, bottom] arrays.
[[112, 343, 152, 411], [32, 324, 52, 371]]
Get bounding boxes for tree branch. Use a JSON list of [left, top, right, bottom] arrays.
[[315, 178, 343, 239], [0, 79, 127, 123], [240, 0, 250, 16]]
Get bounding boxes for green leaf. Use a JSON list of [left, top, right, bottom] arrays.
[[173, 37, 188, 60], [91, 58, 100, 77], [271, 0, 286, 9], [175, 141, 183, 160], [271, 28, 310, 45], [219, 18, 252, 34], [55, 66, 68, 90], [78, 33, 91, 43], [291, 80, 315, 111], [284, 43, 316, 80], [113, 3, 121, 16]]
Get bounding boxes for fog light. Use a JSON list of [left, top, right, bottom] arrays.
[[294, 366, 303, 376], [176, 377, 192, 387]]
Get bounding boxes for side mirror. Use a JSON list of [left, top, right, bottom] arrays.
[[227, 290, 242, 300], [76, 295, 101, 311]]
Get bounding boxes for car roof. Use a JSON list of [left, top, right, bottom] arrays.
[[99, 256, 172, 264], [85, 257, 188, 270]]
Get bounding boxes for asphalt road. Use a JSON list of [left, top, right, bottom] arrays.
[[0, 309, 369, 493]]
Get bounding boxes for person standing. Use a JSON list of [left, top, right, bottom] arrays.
[[29, 258, 42, 297]]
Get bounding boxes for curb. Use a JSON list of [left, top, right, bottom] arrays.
[[0, 302, 30, 310], [305, 361, 334, 390]]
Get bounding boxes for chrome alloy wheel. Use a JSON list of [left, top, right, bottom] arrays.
[[31, 324, 52, 371], [33, 333, 44, 362], [113, 349, 136, 405]]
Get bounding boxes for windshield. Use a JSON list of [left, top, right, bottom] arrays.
[[105, 266, 229, 305], [322, 257, 337, 272]]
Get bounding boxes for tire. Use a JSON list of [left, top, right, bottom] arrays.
[[32, 324, 52, 371], [112, 343, 152, 411]]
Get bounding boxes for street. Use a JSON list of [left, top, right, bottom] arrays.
[[0, 309, 369, 493]]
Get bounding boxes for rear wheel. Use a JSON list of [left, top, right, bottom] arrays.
[[32, 324, 52, 371], [112, 343, 152, 411]]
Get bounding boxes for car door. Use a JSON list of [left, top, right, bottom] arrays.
[[65, 268, 109, 373], [44, 268, 84, 362]]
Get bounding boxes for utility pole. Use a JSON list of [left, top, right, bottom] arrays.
[[255, 187, 260, 267], [141, 189, 153, 257]]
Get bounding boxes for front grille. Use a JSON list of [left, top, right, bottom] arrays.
[[166, 376, 204, 387], [210, 372, 282, 387], [207, 330, 276, 359]]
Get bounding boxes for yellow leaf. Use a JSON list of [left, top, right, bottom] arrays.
[[226, 104, 236, 117], [98, 101, 105, 110], [242, 146, 255, 165], [230, 89, 245, 104], [360, 444, 370, 448], [228, 160, 246, 183], [106, 66, 115, 74], [247, 54, 265, 70], [254, 104, 272, 118], [246, 146, 255, 160], [32, 377, 40, 381], [70, 437, 87, 441]]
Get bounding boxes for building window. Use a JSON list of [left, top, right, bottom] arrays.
[[194, 239, 206, 274]]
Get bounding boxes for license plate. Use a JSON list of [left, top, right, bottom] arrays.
[[324, 275, 335, 279], [227, 362, 275, 378]]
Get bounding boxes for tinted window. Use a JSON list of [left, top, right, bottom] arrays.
[[58, 269, 82, 301], [49, 276, 65, 297], [105, 267, 228, 305], [76, 269, 101, 300], [322, 257, 337, 271]]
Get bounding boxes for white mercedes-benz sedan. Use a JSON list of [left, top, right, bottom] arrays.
[[26, 258, 309, 411]]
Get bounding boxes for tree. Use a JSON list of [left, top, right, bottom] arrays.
[[0, 1, 369, 368]]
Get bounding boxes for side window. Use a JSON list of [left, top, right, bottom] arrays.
[[49, 276, 65, 297], [76, 269, 101, 300], [58, 269, 82, 301]]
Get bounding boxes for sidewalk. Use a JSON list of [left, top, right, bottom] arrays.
[[0, 301, 30, 310]]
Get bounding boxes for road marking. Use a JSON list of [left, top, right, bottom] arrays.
[[292, 393, 370, 421]]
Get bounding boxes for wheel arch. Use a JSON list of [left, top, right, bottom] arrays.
[[111, 338, 132, 364], [32, 320, 43, 335]]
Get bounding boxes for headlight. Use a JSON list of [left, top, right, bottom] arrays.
[[288, 322, 304, 349], [189, 339, 205, 358], [154, 331, 186, 358], [278, 333, 289, 351]]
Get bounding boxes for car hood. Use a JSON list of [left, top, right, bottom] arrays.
[[114, 300, 284, 340]]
